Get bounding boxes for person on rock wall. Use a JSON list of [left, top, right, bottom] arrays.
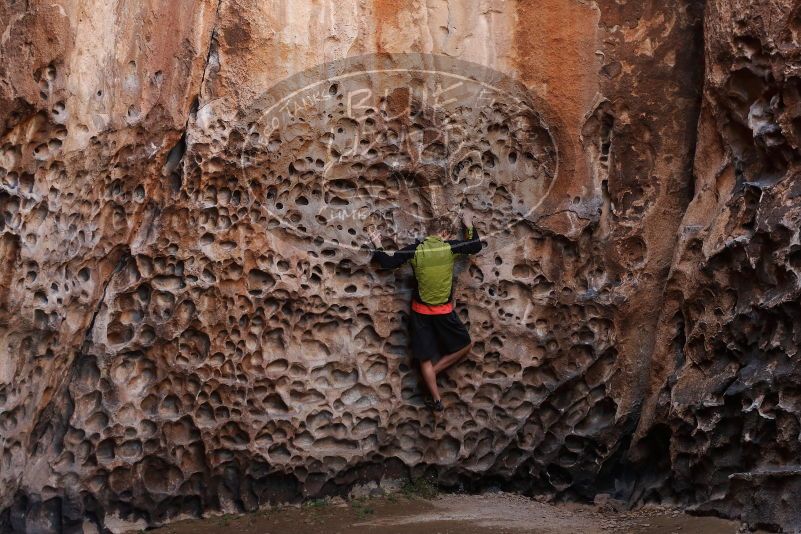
[[368, 211, 483, 412]]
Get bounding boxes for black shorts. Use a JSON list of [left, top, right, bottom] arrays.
[[409, 310, 472, 362]]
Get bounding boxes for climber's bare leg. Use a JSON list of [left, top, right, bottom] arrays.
[[419, 359, 441, 401], [433, 341, 473, 375]]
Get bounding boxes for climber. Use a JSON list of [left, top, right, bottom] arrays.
[[368, 211, 483, 412]]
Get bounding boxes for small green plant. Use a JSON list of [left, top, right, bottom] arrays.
[[215, 513, 236, 527], [303, 498, 328, 509], [401, 476, 438, 499], [350, 497, 375, 519], [354, 504, 374, 518]]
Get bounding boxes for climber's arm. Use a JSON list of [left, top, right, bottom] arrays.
[[448, 226, 482, 255], [368, 229, 417, 268], [448, 212, 483, 255], [372, 243, 417, 268]]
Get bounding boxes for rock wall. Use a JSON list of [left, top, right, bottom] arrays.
[[631, 1, 801, 530], [0, 0, 797, 532]]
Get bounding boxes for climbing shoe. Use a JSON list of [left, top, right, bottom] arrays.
[[430, 399, 444, 412]]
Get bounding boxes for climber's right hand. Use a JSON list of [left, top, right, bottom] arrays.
[[462, 210, 473, 228], [368, 228, 382, 248]]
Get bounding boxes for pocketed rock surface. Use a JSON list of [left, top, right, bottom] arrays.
[[0, 0, 799, 532]]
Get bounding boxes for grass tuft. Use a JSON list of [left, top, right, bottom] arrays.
[[401, 476, 439, 499], [303, 498, 328, 509], [349, 497, 375, 519]]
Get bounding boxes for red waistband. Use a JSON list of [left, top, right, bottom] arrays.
[[411, 300, 453, 315]]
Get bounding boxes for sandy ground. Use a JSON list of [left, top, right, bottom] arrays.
[[146, 492, 743, 534]]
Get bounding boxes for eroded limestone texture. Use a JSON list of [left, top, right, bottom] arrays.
[[631, 1, 801, 531], [2, 0, 799, 532]]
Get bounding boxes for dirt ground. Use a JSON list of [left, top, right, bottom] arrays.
[[145, 492, 744, 534]]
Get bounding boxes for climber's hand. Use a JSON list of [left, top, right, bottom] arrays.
[[368, 228, 382, 248], [462, 211, 473, 228]]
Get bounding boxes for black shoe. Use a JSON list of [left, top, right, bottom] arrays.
[[424, 398, 444, 411]]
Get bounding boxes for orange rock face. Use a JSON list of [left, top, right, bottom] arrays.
[[0, 0, 798, 532]]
